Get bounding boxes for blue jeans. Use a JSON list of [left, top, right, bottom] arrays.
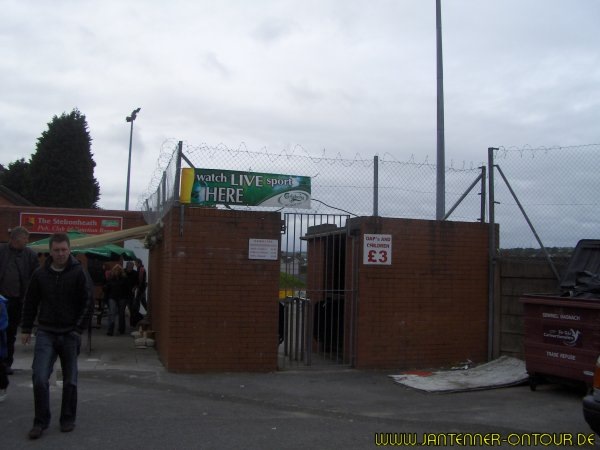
[[31, 330, 81, 428]]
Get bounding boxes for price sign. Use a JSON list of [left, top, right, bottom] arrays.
[[363, 234, 392, 265], [248, 239, 279, 260]]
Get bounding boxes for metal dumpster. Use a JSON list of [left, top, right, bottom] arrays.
[[520, 239, 600, 390]]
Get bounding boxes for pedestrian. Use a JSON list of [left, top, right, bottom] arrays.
[[0, 295, 8, 402], [0, 226, 39, 374], [124, 260, 140, 327], [20, 233, 94, 440], [105, 264, 130, 336], [101, 263, 112, 315], [134, 258, 147, 312]]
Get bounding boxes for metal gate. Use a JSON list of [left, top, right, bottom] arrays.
[[278, 213, 356, 369]]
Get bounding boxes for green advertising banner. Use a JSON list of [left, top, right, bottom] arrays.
[[180, 168, 311, 208]]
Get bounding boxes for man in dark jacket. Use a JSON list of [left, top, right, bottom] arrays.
[[21, 233, 93, 440], [0, 226, 39, 373], [134, 258, 147, 312], [124, 260, 140, 327]]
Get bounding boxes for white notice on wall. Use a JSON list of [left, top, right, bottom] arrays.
[[363, 234, 392, 265], [248, 239, 279, 260]]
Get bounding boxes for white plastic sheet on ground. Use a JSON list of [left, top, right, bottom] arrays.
[[390, 356, 528, 393]]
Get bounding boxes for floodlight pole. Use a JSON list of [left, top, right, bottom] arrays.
[[125, 107, 141, 211], [435, 0, 446, 220]]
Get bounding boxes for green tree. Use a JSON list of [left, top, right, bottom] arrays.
[[29, 109, 100, 208], [0, 158, 33, 200]]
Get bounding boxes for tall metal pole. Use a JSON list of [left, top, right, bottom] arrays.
[[373, 154, 379, 217], [487, 147, 497, 361], [435, 0, 446, 220], [125, 107, 141, 211]]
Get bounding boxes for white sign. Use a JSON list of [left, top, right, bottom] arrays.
[[363, 234, 392, 265], [248, 239, 279, 260]]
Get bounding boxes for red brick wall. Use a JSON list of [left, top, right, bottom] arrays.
[[350, 217, 489, 369], [150, 207, 282, 372], [149, 225, 170, 364]]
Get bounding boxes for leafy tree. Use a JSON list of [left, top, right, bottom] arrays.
[[0, 158, 32, 200], [29, 109, 100, 208], [279, 272, 306, 289]]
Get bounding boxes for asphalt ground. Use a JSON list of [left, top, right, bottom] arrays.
[[1, 323, 596, 450]]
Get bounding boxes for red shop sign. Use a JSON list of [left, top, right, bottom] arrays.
[[20, 213, 123, 235]]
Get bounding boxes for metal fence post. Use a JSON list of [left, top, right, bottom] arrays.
[[480, 165, 487, 222], [487, 147, 498, 361], [373, 154, 379, 217], [495, 165, 561, 283], [173, 140, 183, 203]]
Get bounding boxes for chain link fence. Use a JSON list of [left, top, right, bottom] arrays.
[[139, 140, 598, 251], [140, 140, 483, 220], [492, 144, 599, 251]]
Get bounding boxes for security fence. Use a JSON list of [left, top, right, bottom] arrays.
[[140, 140, 484, 221], [140, 140, 599, 251], [491, 144, 599, 250]]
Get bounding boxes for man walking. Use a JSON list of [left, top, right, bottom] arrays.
[[134, 258, 147, 312], [124, 260, 140, 327], [0, 226, 39, 374], [21, 233, 93, 440]]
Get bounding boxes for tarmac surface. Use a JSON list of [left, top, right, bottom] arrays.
[[1, 322, 597, 449]]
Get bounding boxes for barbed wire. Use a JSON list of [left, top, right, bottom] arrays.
[[139, 141, 598, 249], [492, 144, 600, 249]]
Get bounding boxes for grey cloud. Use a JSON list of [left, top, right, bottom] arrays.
[[252, 18, 295, 44], [286, 80, 325, 103], [203, 52, 232, 79]]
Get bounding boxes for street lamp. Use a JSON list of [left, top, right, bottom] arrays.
[[125, 107, 141, 211]]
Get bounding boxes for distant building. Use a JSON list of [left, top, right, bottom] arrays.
[[0, 184, 35, 207], [280, 251, 307, 277]]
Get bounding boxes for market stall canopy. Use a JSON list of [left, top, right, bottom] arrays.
[[75, 243, 137, 260], [27, 225, 153, 258]]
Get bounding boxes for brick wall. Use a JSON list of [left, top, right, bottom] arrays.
[[150, 207, 282, 372], [349, 217, 489, 370]]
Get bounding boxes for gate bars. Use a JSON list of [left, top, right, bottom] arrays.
[[278, 213, 355, 369]]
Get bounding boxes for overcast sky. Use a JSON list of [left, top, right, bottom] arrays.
[[1, 0, 599, 211]]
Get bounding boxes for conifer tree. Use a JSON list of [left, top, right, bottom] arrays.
[[29, 109, 100, 208], [0, 158, 32, 200]]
